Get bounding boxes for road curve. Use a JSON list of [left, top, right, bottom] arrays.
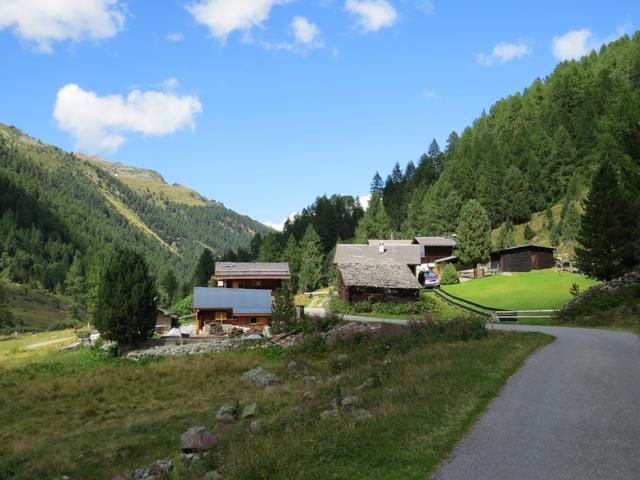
[[433, 324, 640, 480], [306, 309, 640, 479]]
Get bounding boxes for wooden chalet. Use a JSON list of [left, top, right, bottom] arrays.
[[490, 245, 556, 273], [192, 287, 272, 333], [334, 243, 422, 303], [213, 262, 290, 294], [413, 236, 457, 264]]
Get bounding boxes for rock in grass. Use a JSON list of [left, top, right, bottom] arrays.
[[216, 403, 238, 423], [202, 471, 222, 480], [249, 420, 262, 433], [241, 402, 258, 419], [181, 425, 217, 452], [242, 367, 280, 389], [320, 409, 339, 420], [148, 458, 173, 477], [341, 395, 362, 408], [351, 408, 373, 420], [355, 377, 377, 391]]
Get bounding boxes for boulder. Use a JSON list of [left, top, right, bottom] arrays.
[[180, 425, 217, 453], [241, 402, 258, 419], [216, 404, 238, 423], [242, 367, 280, 389]]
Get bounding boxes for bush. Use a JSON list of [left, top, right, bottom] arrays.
[[440, 264, 460, 285], [326, 296, 440, 317], [170, 294, 193, 317], [523, 224, 536, 241]]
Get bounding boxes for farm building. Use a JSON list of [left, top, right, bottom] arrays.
[[193, 287, 272, 333], [490, 245, 556, 272], [213, 262, 290, 294], [334, 243, 422, 303], [367, 239, 414, 246], [155, 308, 179, 334], [413, 236, 457, 264], [336, 263, 422, 303]]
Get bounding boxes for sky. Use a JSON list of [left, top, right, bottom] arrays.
[[0, 1, 638, 229]]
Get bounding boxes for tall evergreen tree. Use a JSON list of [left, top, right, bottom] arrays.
[[271, 282, 297, 334], [456, 200, 492, 268], [370, 172, 384, 196], [65, 252, 86, 320], [161, 268, 179, 306], [258, 232, 283, 262], [193, 248, 215, 287], [0, 280, 12, 327], [249, 233, 263, 260], [495, 219, 516, 250], [355, 193, 392, 242], [575, 159, 637, 280], [428, 138, 442, 172], [298, 225, 324, 293], [283, 235, 301, 292], [93, 249, 157, 343]]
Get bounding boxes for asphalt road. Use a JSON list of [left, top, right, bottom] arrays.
[[307, 309, 640, 479], [432, 324, 640, 480]]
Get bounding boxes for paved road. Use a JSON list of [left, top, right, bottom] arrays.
[[433, 324, 640, 480], [307, 309, 640, 479]]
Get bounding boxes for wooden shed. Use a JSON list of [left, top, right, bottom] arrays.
[[335, 263, 422, 303], [490, 245, 556, 273], [192, 287, 272, 334]]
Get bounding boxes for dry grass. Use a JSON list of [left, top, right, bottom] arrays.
[[0, 328, 551, 479]]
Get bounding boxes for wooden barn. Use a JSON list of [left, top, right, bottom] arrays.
[[192, 287, 272, 333], [213, 262, 290, 294], [413, 236, 457, 264], [490, 245, 556, 273], [335, 263, 422, 303]]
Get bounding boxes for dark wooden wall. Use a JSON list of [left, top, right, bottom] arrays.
[[422, 246, 455, 263]]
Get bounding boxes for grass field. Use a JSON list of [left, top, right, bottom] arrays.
[[441, 269, 599, 311], [5, 283, 74, 332], [0, 328, 551, 479]]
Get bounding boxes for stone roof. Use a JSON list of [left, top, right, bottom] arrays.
[[413, 236, 457, 247], [192, 287, 272, 314], [214, 262, 290, 278], [337, 263, 422, 290], [334, 244, 421, 265]]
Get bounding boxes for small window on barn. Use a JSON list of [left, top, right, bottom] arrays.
[[250, 317, 257, 324], [215, 311, 227, 321]]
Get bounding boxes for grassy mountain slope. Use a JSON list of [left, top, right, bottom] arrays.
[[0, 124, 270, 287]]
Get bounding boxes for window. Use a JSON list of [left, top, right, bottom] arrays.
[[250, 317, 257, 324], [215, 311, 228, 321]]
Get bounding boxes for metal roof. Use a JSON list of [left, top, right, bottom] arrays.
[[192, 287, 272, 314], [367, 239, 414, 245], [337, 263, 422, 290], [413, 236, 457, 247], [334, 244, 421, 265], [214, 262, 290, 277]]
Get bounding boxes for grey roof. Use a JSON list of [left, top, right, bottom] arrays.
[[214, 262, 290, 277], [413, 236, 457, 247], [367, 239, 414, 245], [334, 244, 421, 265], [192, 287, 272, 314], [337, 263, 422, 290], [434, 255, 458, 264]]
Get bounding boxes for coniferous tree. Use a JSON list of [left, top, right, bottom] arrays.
[[355, 193, 392, 242], [370, 172, 384, 196], [193, 248, 215, 287], [428, 138, 442, 172], [456, 200, 492, 268], [249, 233, 263, 259], [298, 225, 324, 293], [271, 282, 297, 334], [283, 235, 301, 292], [85, 255, 103, 320], [495, 220, 516, 250], [65, 252, 86, 320], [524, 224, 536, 241], [575, 159, 637, 280], [93, 248, 157, 343], [161, 268, 179, 306], [258, 232, 283, 262], [0, 280, 12, 327]]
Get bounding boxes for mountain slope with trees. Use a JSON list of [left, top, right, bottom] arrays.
[[0, 124, 270, 297]]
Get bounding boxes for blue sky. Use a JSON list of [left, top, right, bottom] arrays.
[[0, 1, 638, 228]]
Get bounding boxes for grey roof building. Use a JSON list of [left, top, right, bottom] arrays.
[[413, 236, 457, 247], [333, 244, 421, 266], [214, 262, 290, 278], [367, 239, 414, 246], [192, 287, 272, 315], [338, 263, 422, 290]]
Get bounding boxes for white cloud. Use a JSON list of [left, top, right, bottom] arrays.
[[261, 211, 297, 231], [552, 24, 632, 61], [53, 83, 202, 153], [359, 194, 371, 210], [345, 0, 398, 32], [163, 77, 179, 90], [186, 0, 288, 42], [477, 41, 530, 66], [421, 90, 438, 100], [291, 16, 320, 45], [0, 0, 125, 53], [166, 32, 184, 42]]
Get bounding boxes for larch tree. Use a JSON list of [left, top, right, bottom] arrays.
[[456, 200, 493, 268], [298, 225, 324, 293]]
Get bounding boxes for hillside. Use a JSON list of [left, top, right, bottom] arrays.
[[0, 124, 270, 291], [371, 32, 640, 243]]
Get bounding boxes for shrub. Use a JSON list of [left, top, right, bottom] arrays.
[[440, 264, 460, 285], [524, 224, 536, 241], [569, 283, 580, 297], [170, 294, 193, 317], [272, 282, 298, 334]]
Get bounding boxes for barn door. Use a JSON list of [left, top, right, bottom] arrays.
[[531, 253, 538, 270]]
